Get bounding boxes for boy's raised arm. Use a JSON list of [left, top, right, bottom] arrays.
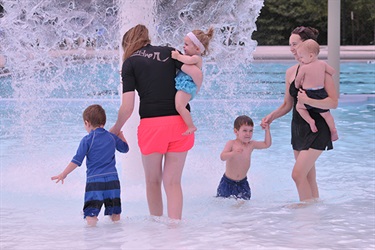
[[253, 124, 272, 149]]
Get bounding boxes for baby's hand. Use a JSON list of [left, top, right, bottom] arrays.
[[171, 50, 179, 60]]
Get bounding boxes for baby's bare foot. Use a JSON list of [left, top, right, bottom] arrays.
[[331, 129, 339, 141], [309, 122, 318, 133]]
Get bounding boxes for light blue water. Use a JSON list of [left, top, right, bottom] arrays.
[[1, 62, 374, 250], [1, 61, 374, 100]]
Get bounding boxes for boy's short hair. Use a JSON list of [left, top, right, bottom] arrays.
[[83, 104, 106, 127], [298, 39, 320, 55], [234, 115, 253, 130]]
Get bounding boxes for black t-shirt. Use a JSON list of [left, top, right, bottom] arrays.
[[122, 44, 190, 119]]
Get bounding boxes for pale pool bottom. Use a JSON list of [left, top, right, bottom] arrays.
[[0, 98, 374, 249]]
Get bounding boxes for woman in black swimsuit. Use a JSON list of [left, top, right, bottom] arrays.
[[261, 26, 338, 202]]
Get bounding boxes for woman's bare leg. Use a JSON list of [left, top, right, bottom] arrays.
[[307, 164, 319, 199], [163, 151, 188, 220], [292, 149, 322, 201], [142, 153, 164, 217]]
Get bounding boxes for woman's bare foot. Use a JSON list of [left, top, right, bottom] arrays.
[[182, 126, 197, 136]]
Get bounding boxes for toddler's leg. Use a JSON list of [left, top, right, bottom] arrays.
[[296, 101, 317, 132], [111, 214, 120, 223], [86, 216, 98, 226], [320, 111, 338, 141], [175, 90, 197, 135]]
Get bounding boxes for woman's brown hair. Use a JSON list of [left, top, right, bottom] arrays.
[[291, 26, 319, 42], [122, 24, 151, 61]]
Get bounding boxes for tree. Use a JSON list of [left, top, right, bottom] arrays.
[[341, 0, 375, 45], [252, 0, 374, 45]]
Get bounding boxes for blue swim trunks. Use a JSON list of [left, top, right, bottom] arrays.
[[83, 174, 121, 218], [175, 71, 197, 100], [216, 174, 251, 200]]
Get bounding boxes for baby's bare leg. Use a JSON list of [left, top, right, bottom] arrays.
[[320, 111, 338, 141], [175, 90, 197, 135], [297, 101, 317, 132]]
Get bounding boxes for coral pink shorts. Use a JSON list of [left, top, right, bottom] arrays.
[[138, 115, 194, 155]]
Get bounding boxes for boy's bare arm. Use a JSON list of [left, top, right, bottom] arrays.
[[117, 131, 127, 143], [252, 124, 272, 149], [51, 162, 78, 184], [220, 141, 235, 161]]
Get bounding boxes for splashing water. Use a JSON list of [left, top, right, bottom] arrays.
[[1, 2, 375, 250], [1, 0, 264, 135], [0, 0, 121, 142]]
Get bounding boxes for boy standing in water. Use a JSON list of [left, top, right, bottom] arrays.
[[217, 115, 271, 200], [295, 39, 338, 141], [51, 104, 129, 226]]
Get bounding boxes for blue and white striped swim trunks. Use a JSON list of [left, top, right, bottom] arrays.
[[83, 174, 121, 218]]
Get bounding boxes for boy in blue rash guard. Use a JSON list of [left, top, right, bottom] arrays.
[[51, 104, 129, 226], [217, 115, 271, 200]]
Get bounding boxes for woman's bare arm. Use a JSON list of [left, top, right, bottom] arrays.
[[110, 91, 135, 135], [262, 65, 296, 126], [298, 72, 338, 109]]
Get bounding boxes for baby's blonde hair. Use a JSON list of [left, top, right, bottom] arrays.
[[192, 27, 214, 56], [297, 39, 320, 56]]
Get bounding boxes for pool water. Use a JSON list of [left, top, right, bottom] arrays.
[[0, 62, 374, 249]]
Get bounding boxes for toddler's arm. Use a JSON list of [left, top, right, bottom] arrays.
[[51, 162, 78, 184], [171, 50, 201, 65], [115, 131, 129, 153], [220, 141, 240, 161], [117, 131, 127, 143]]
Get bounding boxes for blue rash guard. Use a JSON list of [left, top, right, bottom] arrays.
[[72, 128, 129, 179]]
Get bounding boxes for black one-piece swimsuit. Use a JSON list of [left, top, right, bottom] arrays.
[[289, 68, 333, 151]]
